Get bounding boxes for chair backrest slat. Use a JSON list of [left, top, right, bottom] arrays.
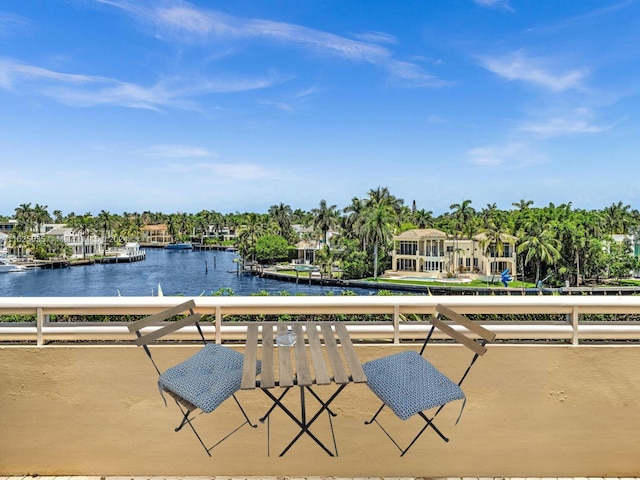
[[436, 304, 496, 342], [127, 300, 197, 333], [134, 313, 201, 346], [429, 314, 487, 356]]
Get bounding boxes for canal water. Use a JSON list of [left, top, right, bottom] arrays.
[[0, 249, 377, 297]]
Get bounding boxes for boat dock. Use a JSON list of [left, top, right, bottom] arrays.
[[13, 259, 70, 269], [97, 252, 146, 264]]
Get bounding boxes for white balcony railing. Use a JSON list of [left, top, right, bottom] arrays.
[[2, 295, 640, 346]]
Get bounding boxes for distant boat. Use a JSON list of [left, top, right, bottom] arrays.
[[0, 259, 27, 273], [164, 242, 193, 250]]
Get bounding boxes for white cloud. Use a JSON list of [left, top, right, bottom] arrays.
[[161, 161, 278, 181], [520, 108, 615, 137], [0, 57, 284, 110], [479, 50, 588, 92], [100, 0, 445, 87], [466, 142, 546, 167], [473, 0, 514, 12], [0, 12, 30, 38], [350, 31, 398, 45], [141, 144, 213, 158], [426, 114, 447, 124]]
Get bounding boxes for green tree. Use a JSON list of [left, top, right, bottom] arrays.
[[237, 213, 267, 261], [255, 234, 291, 264], [361, 197, 398, 279], [33, 204, 51, 233], [96, 210, 115, 255], [517, 222, 561, 286], [312, 200, 340, 247], [67, 213, 96, 259], [268, 203, 293, 240]]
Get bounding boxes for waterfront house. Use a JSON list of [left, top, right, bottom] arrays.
[[0, 220, 17, 233], [45, 226, 104, 258], [389, 228, 518, 278], [141, 224, 173, 246], [294, 238, 324, 264]]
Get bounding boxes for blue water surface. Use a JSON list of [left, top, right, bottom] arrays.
[[0, 249, 377, 297]]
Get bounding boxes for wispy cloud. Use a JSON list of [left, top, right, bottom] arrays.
[[162, 161, 278, 180], [466, 142, 546, 167], [350, 31, 398, 45], [140, 144, 213, 158], [0, 57, 284, 110], [473, 0, 514, 12], [479, 50, 588, 92], [0, 12, 30, 37], [97, 0, 447, 87], [520, 108, 615, 137]]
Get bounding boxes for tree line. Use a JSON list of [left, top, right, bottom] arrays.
[[3, 190, 640, 285]]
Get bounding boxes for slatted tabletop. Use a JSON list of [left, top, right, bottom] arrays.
[[241, 322, 367, 390]]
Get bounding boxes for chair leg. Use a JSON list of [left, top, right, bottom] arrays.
[[232, 393, 258, 428], [174, 403, 212, 457], [364, 402, 386, 425], [172, 395, 258, 457], [399, 411, 449, 456], [365, 403, 451, 456]]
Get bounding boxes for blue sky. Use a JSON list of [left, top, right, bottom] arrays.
[[1, 0, 639, 217]]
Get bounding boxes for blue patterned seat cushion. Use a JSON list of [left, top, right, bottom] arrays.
[[362, 350, 465, 421], [158, 344, 260, 413]]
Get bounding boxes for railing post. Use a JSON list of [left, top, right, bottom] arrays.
[[215, 305, 222, 344], [36, 308, 44, 347], [393, 304, 400, 344], [571, 306, 579, 345]]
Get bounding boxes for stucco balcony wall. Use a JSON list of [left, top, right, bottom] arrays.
[[2, 343, 639, 477]]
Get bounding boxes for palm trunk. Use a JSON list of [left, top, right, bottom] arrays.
[[373, 242, 379, 279]]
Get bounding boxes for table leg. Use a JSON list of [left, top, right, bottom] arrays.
[[261, 383, 347, 456]]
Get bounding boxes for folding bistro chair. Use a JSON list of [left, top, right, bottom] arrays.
[[362, 304, 496, 456], [128, 299, 260, 457]]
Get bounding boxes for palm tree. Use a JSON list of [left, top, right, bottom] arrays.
[[14, 203, 35, 233], [518, 222, 561, 286], [360, 201, 397, 279], [33, 204, 51, 233], [449, 199, 475, 226], [342, 197, 367, 245], [479, 219, 511, 277], [237, 213, 267, 262], [268, 203, 293, 240], [603, 201, 634, 235], [67, 213, 96, 259], [462, 216, 483, 272], [512, 199, 534, 210], [412, 208, 434, 229], [96, 210, 115, 255], [447, 200, 475, 275], [366, 187, 404, 214], [311, 200, 340, 247]]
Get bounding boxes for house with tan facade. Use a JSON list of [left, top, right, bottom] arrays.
[[388, 228, 518, 278], [141, 224, 173, 246]]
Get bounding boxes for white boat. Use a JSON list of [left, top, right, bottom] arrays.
[[0, 259, 27, 273]]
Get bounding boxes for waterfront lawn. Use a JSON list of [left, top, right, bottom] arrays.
[[369, 277, 535, 288]]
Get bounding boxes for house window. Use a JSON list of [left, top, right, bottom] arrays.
[[397, 259, 416, 271], [398, 241, 417, 255], [423, 261, 443, 272]]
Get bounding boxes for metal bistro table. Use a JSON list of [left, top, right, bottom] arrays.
[[241, 321, 367, 457]]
